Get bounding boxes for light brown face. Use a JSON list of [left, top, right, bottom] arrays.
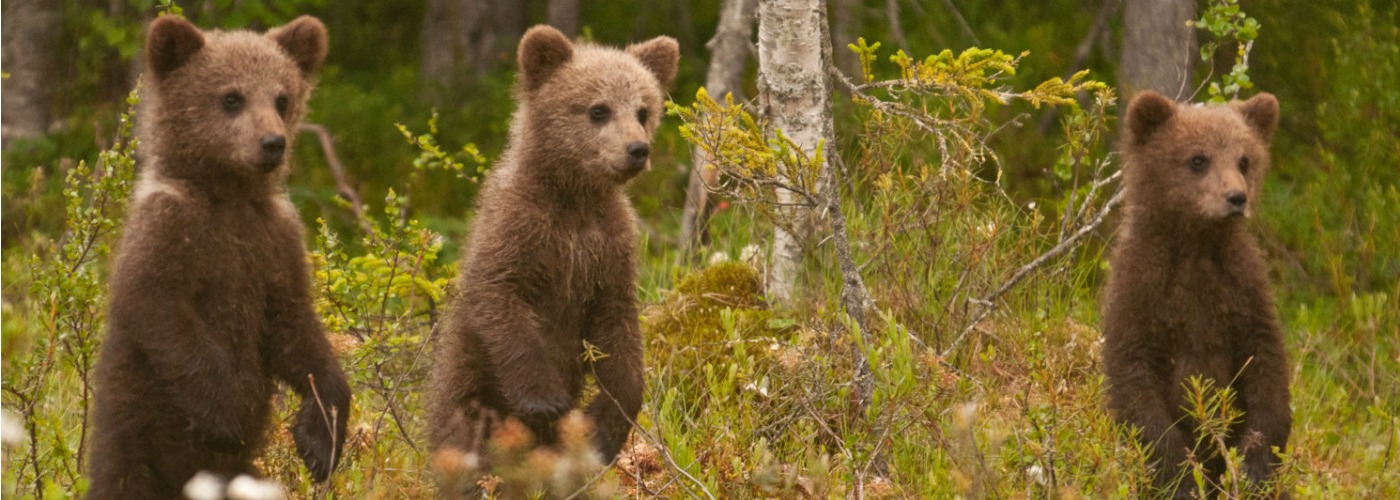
[[144, 16, 326, 178], [515, 26, 679, 186], [1124, 92, 1279, 223], [531, 56, 666, 183]]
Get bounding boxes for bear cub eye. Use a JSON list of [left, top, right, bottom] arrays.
[[222, 92, 245, 113], [637, 108, 649, 125], [1188, 154, 1209, 173], [589, 104, 611, 124], [275, 95, 289, 116], [1238, 156, 1250, 175]]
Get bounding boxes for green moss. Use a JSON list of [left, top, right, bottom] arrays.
[[673, 260, 765, 306]]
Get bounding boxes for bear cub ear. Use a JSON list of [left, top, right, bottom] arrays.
[[627, 36, 680, 88], [1231, 93, 1279, 142], [146, 15, 206, 79], [267, 16, 329, 78], [518, 25, 575, 92], [1126, 91, 1177, 144]]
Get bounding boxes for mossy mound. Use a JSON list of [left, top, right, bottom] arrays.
[[645, 261, 778, 349]]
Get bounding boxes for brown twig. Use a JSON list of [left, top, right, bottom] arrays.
[[1037, 0, 1122, 134], [943, 182, 1124, 358], [936, 0, 982, 45], [297, 123, 372, 234], [305, 373, 340, 485]]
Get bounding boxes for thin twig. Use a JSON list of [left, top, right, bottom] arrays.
[[943, 185, 1124, 357], [591, 365, 716, 500], [297, 123, 372, 234], [305, 373, 340, 485], [936, 0, 981, 45]]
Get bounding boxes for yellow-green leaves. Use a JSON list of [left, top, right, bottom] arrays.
[[395, 109, 488, 183]]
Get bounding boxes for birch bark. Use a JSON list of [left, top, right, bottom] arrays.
[[756, 0, 832, 304], [1121, 0, 1198, 99]]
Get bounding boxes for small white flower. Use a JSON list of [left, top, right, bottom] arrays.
[[707, 251, 730, 266], [1027, 201, 1038, 211], [976, 221, 997, 238], [182, 471, 225, 500], [743, 382, 770, 398], [739, 244, 763, 266], [1026, 464, 1047, 485], [955, 402, 979, 428], [227, 474, 285, 500], [1, 410, 25, 446], [462, 451, 481, 471]]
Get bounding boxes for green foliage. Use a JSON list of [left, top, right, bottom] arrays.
[[1191, 0, 1262, 102], [395, 110, 489, 184], [2, 87, 140, 499], [660, 38, 1138, 496], [156, 0, 182, 16], [294, 188, 453, 495]]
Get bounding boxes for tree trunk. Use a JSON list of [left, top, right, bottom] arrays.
[[757, 0, 833, 305], [679, 0, 756, 260], [547, 0, 582, 38], [473, 0, 528, 78], [2, 0, 62, 146], [757, 0, 877, 415], [1120, 0, 1197, 100], [421, 0, 527, 101], [815, 0, 877, 423], [420, 0, 479, 102]]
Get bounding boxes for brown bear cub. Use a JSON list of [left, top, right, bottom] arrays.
[[87, 15, 350, 498], [428, 25, 678, 480], [1102, 91, 1291, 498]]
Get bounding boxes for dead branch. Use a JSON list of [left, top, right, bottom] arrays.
[[1038, 0, 1122, 134], [942, 179, 1124, 358], [936, 0, 982, 46], [297, 122, 372, 234], [885, 0, 910, 53]]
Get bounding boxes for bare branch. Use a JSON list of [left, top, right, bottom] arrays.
[[943, 183, 1124, 357], [297, 123, 372, 234]]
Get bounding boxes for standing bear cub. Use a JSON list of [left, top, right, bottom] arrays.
[[1102, 91, 1291, 498], [87, 15, 351, 498], [428, 25, 678, 478]]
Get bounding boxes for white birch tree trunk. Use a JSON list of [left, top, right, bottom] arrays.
[[679, 0, 757, 259], [756, 0, 833, 305]]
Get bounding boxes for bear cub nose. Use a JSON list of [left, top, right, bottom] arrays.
[[1226, 191, 1247, 208], [625, 142, 650, 171], [1226, 191, 1248, 215], [259, 134, 287, 171], [261, 134, 287, 156]]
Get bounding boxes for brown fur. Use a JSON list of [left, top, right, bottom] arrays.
[[428, 25, 678, 480], [1102, 91, 1291, 498], [87, 15, 349, 498]]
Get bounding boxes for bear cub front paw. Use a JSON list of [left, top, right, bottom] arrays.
[[292, 401, 345, 482]]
